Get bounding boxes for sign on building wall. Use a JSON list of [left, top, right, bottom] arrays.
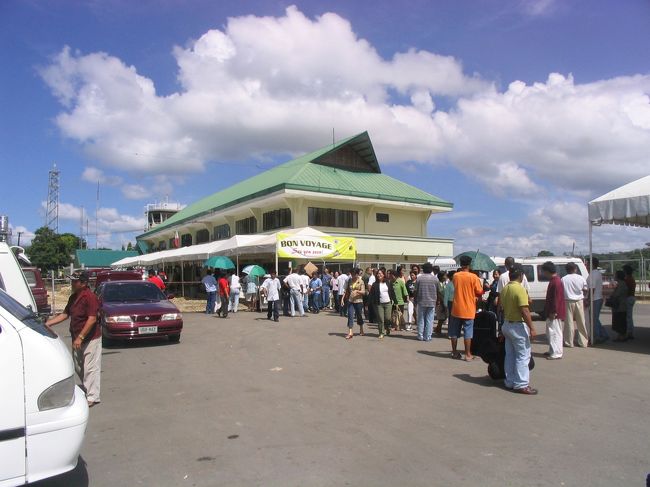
[[276, 233, 356, 261]]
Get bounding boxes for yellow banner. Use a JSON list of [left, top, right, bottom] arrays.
[[277, 233, 356, 261]]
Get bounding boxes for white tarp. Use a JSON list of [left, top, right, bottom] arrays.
[[110, 227, 331, 267], [588, 175, 650, 227]]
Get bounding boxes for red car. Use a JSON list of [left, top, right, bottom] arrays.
[[97, 280, 182, 345], [22, 267, 51, 315], [94, 270, 142, 290]]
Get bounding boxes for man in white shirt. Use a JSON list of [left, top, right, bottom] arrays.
[[283, 269, 305, 317], [261, 270, 282, 322], [300, 269, 310, 312], [336, 271, 350, 317], [228, 271, 241, 313], [496, 256, 530, 294], [586, 258, 608, 344], [561, 262, 589, 348]]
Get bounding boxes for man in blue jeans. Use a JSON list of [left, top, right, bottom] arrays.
[[414, 262, 438, 341], [201, 270, 217, 314], [500, 266, 538, 395], [283, 269, 305, 317]]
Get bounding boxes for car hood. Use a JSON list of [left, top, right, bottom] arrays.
[[101, 300, 180, 315]]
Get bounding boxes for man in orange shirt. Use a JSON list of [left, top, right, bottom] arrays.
[[450, 255, 485, 360]]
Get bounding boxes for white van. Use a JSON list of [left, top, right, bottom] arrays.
[[496, 257, 589, 318], [0, 242, 37, 312], [0, 289, 89, 486]]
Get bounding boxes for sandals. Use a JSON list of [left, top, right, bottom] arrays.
[[345, 334, 353, 340], [451, 352, 462, 360]]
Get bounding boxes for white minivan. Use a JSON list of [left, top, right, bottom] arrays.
[[495, 257, 589, 318], [0, 253, 89, 486]]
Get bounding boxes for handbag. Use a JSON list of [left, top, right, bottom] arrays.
[[605, 296, 618, 308]]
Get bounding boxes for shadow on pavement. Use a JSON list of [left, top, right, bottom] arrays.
[[32, 456, 89, 487], [417, 350, 458, 360], [453, 373, 503, 388]]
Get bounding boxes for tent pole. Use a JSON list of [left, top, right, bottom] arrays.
[[275, 247, 279, 274], [237, 254, 239, 274], [588, 220, 594, 345], [181, 261, 185, 298]]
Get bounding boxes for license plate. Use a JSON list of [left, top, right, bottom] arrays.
[[138, 326, 158, 334]]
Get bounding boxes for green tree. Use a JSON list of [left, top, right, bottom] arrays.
[[126, 242, 134, 251], [60, 233, 83, 255], [27, 227, 73, 272], [537, 250, 554, 257]]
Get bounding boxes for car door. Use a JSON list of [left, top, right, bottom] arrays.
[[0, 313, 26, 485]]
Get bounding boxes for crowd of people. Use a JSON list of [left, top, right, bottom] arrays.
[[196, 256, 638, 397]]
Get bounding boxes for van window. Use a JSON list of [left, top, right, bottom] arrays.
[[537, 264, 583, 282], [0, 289, 57, 338], [496, 265, 535, 282]]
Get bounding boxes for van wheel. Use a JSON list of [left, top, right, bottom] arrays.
[[168, 334, 181, 344]]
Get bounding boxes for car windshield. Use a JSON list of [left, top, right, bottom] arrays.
[[0, 288, 56, 338], [102, 282, 166, 303]]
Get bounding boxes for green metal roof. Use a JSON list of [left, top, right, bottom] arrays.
[[75, 249, 139, 268], [139, 131, 452, 239]]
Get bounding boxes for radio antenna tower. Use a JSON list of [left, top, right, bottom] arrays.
[[45, 164, 60, 233]]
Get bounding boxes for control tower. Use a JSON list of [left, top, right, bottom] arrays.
[[144, 201, 182, 231]]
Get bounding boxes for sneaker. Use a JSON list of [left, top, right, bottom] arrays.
[[378, 334, 384, 340]]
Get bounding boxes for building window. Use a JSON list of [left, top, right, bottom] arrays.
[[158, 241, 167, 250], [308, 207, 358, 228], [196, 229, 210, 244], [263, 208, 292, 231], [168, 238, 175, 249], [376, 213, 390, 223], [235, 216, 257, 235], [213, 224, 230, 241], [180, 233, 192, 247]]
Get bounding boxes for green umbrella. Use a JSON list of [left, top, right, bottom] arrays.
[[203, 255, 235, 269], [454, 250, 497, 272], [241, 264, 266, 277]]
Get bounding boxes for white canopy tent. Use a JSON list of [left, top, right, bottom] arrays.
[[587, 174, 650, 339], [110, 227, 331, 269]]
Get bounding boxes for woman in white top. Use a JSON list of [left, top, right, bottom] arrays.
[[229, 271, 241, 313], [369, 269, 397, 339]]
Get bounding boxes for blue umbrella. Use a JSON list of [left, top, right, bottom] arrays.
[[203, 255, 235, 269]]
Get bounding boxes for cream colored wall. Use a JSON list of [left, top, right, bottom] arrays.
[[290, 199, 430, 237], [143, 193, 444, 249]]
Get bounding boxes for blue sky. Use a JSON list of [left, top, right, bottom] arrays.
[[1, 0, 649, 255]]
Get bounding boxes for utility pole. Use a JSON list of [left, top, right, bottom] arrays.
[[79, 206, 85, 249], [17, 231, 24, 247], [45, 164, 60, 233]]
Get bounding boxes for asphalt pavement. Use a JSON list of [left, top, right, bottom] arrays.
[[36, 304, 650, 487]]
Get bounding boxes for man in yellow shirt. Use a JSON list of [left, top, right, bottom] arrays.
[[500, 266, 537, 395]]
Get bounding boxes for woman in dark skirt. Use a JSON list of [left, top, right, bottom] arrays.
[[611, 270, 629, 342]]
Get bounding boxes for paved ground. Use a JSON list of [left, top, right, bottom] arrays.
[[37, 305, 650, 487]]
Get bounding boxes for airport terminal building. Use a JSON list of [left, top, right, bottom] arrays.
[[135, 131, 454, 270]]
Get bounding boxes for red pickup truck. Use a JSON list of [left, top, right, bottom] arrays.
[[21, 267, 51, 315]]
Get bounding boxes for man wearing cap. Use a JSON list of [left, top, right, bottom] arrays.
[[46, 271, 102, 407]]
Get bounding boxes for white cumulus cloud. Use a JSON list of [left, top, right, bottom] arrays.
[[39, 7, 650, 200]]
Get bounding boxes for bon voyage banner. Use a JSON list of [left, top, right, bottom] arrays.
[[276, 233, 356, 261]]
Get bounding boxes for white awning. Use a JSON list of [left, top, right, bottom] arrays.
[[111, 227, 332, 267], [588, 175, 650, 228]]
